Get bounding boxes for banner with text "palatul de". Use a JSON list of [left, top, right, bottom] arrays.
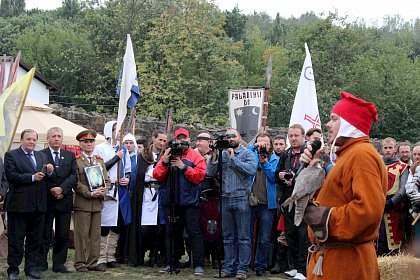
[[229, 88, 265, 144]]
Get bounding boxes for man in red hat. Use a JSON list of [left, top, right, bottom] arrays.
[[153, 128, 206, 276], [301, 91, 387, 280]]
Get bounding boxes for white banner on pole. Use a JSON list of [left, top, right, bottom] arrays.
[[229, 88, 265, 144], [289, 43, 321, 134]]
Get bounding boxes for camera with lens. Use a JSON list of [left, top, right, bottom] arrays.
[[168, 140, 188, 158], [211, 132, 231, 150], [284, 170, 294, 181], [258, 146, 269, 158]]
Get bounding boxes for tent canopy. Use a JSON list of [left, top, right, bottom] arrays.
[[14, 99, 105, 147]]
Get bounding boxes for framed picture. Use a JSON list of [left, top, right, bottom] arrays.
[[84, 165, 105, 191]]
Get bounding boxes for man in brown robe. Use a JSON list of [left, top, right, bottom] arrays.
[[301, 91, 387, 280]]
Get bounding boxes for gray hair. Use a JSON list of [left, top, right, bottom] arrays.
[[47, 127, 63, 139]]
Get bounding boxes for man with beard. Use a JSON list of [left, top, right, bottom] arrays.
[[301, 91, 387, 280], [127, 131, 167, 267], [275, 124, 309, 280], [377, 137, 409, 255], [397, 142, 412, 166], [405, 144, 420, 256], [207, 128, 257, 280]]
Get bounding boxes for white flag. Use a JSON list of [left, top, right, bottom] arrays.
[[289, 43, 321, 134], [115, 34, 138, 138]]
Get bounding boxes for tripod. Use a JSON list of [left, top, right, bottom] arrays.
[[216, 147, 224, 277], [167, 164, 180, 274]]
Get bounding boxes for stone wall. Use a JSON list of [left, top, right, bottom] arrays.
[[49, 103, 383, 150], [49, 103, 288, 143]]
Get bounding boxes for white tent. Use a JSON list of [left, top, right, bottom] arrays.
[[13, 99, 105, 149]]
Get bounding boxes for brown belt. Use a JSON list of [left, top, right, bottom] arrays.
[[310, 240, 373, 253]]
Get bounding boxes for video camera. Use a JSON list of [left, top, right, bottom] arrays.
[[168, 140, 189, 158], [211, 132, 235, 150]]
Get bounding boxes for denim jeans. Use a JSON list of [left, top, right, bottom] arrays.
[[251, 205, 275, 272], [221, 195, 252, 275]]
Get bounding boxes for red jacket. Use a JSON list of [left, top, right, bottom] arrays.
[[153, 148, 206, 206]]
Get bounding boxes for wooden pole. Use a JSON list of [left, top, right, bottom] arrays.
[[114, 125, 124, 199], [262, 87, 269, 131]]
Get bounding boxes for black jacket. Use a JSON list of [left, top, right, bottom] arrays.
[[41, 148, 78, 212], [275, 145, 305, 203], [4, 148, 49, 213], [0, 158, 9, 201]]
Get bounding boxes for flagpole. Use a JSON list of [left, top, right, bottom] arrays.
[[114, 125, 124, 199], [262, 87, 269, 131], [262, 55, 272, 132]]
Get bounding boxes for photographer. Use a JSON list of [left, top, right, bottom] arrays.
[[275, 124, 309, 280], [207, 128, 257, 280], [153, 128, 206, 276], [247, 132, 279, 276]]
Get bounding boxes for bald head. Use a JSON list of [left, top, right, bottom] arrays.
[[413, 146, 420, 162], [196, 132, 212, 156]]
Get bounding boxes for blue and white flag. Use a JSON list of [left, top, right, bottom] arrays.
[[116, 34, 140, 138]]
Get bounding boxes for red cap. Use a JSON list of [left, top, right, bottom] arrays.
[[174, 128, 190, 138], [331, 91, 378, 135]]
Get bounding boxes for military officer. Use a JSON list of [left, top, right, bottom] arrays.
[[73, 130, 110, 272]]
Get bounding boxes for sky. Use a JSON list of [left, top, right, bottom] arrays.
[[26, 0, 419, 25]]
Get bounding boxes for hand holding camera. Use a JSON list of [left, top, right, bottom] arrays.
[[162, 147, 172, 164], [278, 170, 294, 186], [171, 157, 185, 169]]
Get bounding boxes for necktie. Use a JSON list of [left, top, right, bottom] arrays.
[[88, 156, 93, 165], [27, 153, 36, 170], [53, 151, 60, 168]]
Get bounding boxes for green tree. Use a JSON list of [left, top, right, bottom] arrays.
[[223, 6, 247, 41], [0, 0, 25, 17], [140, 0, 244, 125]]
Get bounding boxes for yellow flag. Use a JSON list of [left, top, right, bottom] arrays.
[[0, 67, 35, 156]]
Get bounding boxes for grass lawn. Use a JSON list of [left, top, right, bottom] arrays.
[[0, 249, 288, 279]]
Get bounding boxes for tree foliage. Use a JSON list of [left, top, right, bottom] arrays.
[[1, 1, 418, 142]]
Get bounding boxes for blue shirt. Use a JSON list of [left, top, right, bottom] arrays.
[[207, 146, 256, 197]]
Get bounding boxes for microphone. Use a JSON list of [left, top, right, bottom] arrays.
[[294, 140, 322, 177]]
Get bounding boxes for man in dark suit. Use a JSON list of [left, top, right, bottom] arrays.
[[38, 127, 77, 274], [4, 129, 54, 280]]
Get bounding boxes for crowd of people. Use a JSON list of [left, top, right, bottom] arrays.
[[0, 91, 419, 280]]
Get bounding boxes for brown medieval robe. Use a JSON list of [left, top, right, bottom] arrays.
[[307, 137, 387, 280]]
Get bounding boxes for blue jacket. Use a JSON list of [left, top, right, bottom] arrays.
[[248, 144, 279, 209], [207, 146, 256, 197]]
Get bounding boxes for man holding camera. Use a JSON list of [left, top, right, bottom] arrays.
[[153, 128, 206, 276], [275, 124, 309, 280], [247, 132, 279, 276], [207, 128, 257, 280]]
